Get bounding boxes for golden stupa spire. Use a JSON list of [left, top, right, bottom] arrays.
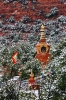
[[40, 25, 46, 42]]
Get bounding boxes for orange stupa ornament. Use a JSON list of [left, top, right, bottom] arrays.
[[28, 70, 35, 85], [35, 25, 51, 66]]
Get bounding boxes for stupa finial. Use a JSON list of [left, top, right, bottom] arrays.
[[40, 25, 46, 42]]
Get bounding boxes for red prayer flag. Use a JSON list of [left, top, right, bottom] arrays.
[[12, 52, 18, 64]]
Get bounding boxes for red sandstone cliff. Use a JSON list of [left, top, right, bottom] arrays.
[[0, 0, 66, 21]]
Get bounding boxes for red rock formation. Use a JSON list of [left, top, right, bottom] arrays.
[[0, 0, 66, 21]]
